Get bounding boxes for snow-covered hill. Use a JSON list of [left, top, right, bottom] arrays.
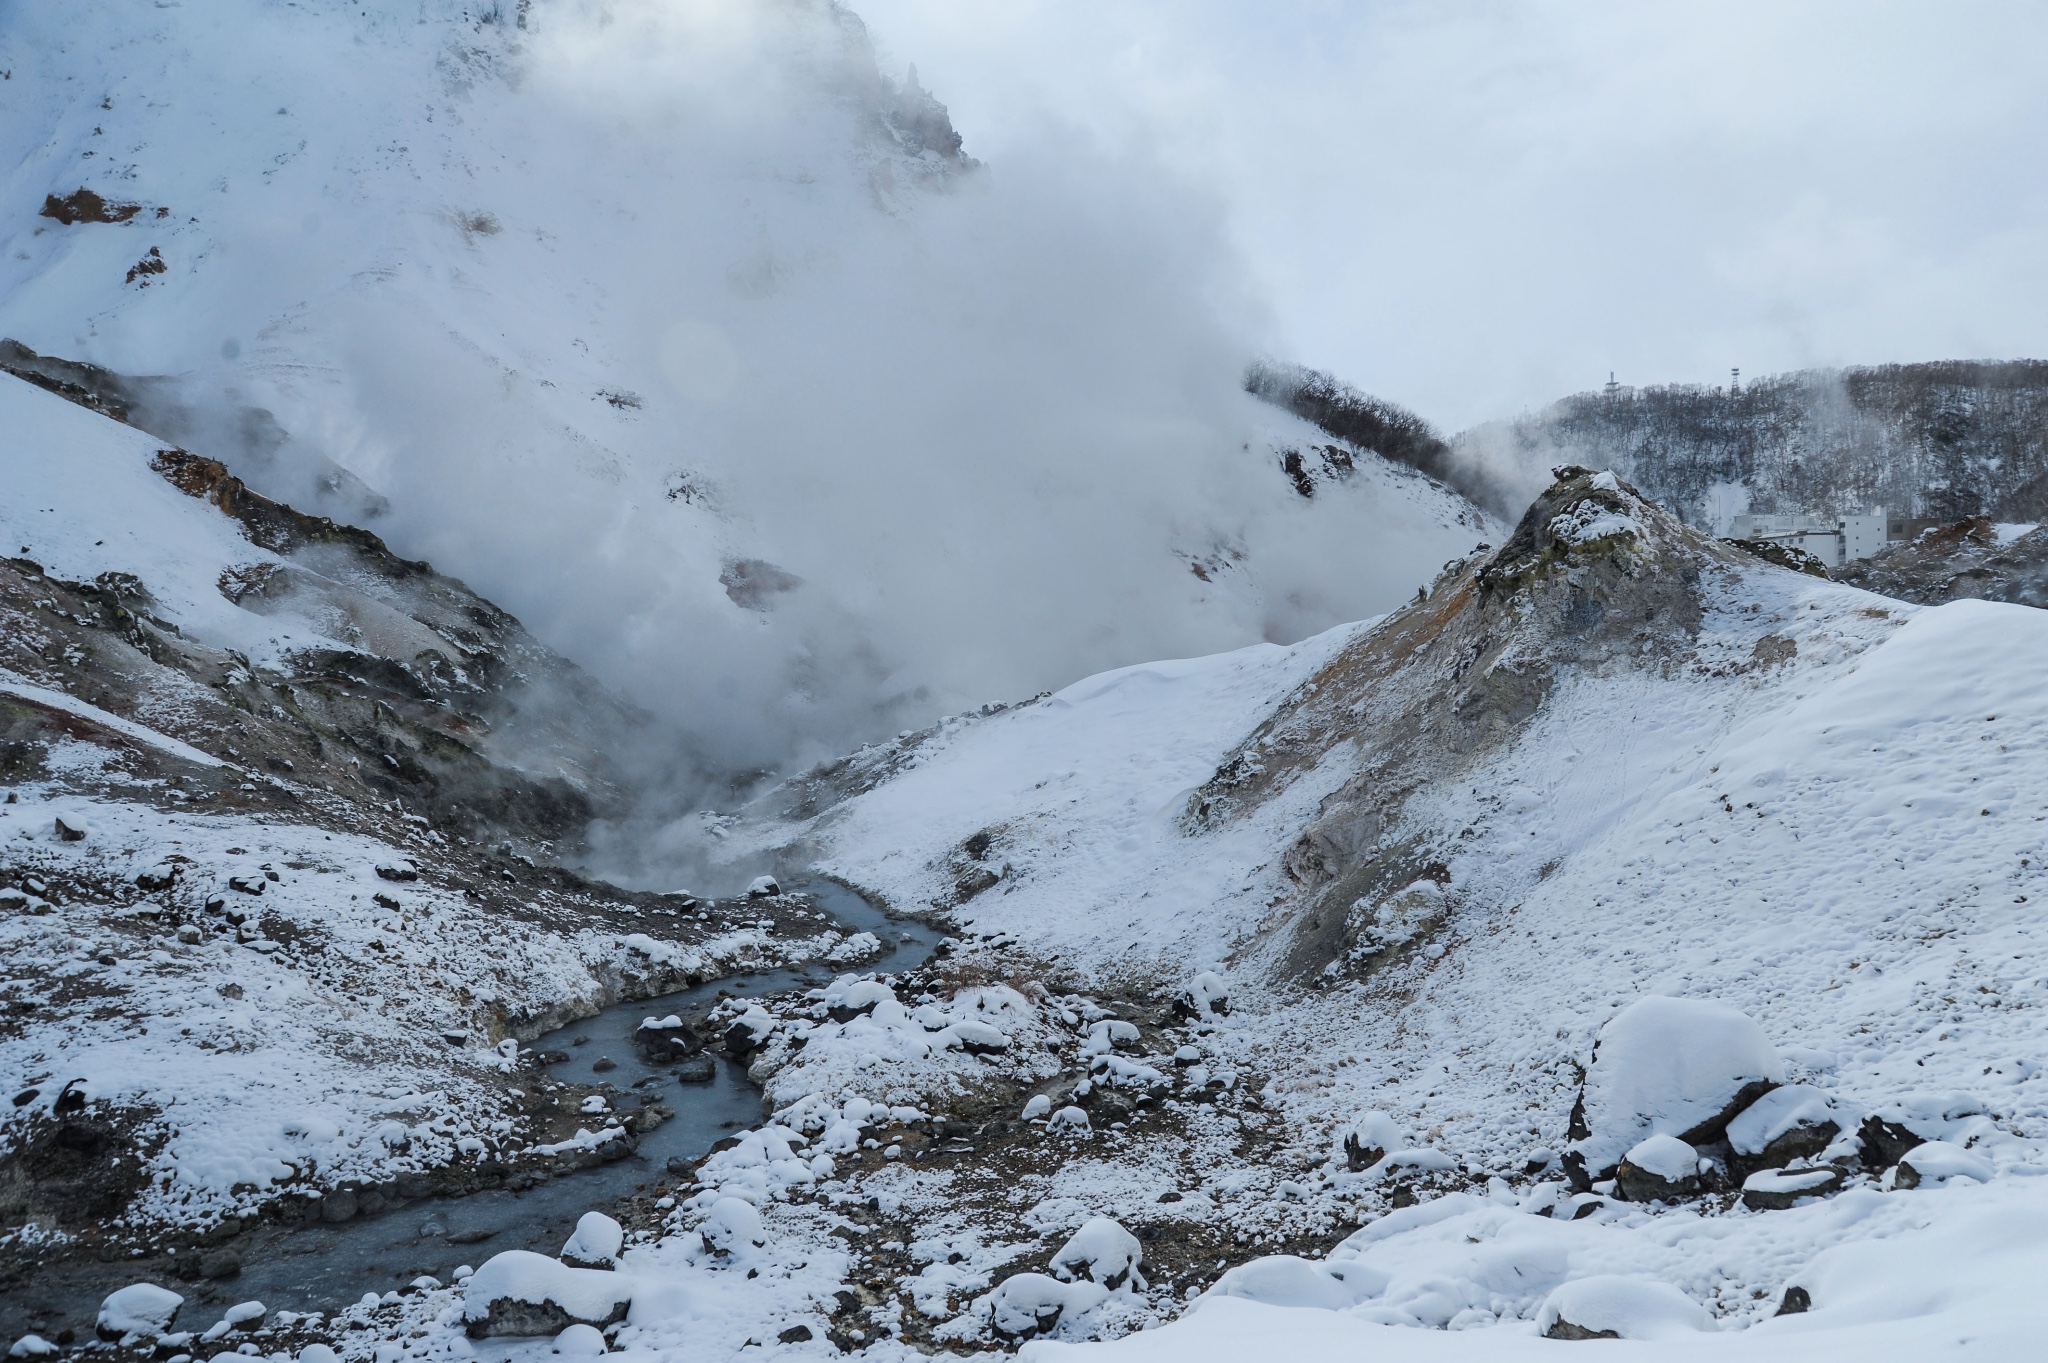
[[0, 369, 908, 1339], [609, 465, 2048, 1357], [0, 0, 1493, 778]]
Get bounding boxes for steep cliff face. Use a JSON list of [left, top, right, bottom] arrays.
[[1458, 360, 2048, 527]]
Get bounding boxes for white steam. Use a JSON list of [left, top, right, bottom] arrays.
[[0, 0, 1490, 788]]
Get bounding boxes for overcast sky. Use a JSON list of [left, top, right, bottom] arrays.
[[858, 0, 2048, 431]]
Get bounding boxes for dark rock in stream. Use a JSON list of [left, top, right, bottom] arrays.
[[675, 1057, 717, 1084], [632, 1017, 704, 1062]]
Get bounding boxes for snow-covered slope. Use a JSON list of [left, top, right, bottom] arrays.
[[0, 366, 908, 1341], [643, 467, 2048, 1356], [0, 0, 1493, 776]]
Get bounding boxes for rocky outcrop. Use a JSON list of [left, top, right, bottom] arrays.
[[1178, 467, 1760, 982], [1834, 517, 2048, 608]]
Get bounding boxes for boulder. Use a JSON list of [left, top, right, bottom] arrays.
[[631, 1016, 703, 1062], [461, 1251, 632, 1338], [1614, 1134, 1702, 1202], [375, 861, 419, 882], [1337, 1111, 1404, 1172], [1740, 1167, 1843, 1211], [1725, 1085, 1841, 1177], [96, 1284, 184, 1341], [973, 1273, 1108, 1342], [1173, 971, 1230, 1021], [1568, 997, 1783, 1178], [1048, 1217, 1146, 1292], [1895, 1141, 1994, 1189], [1536, 1276, 1709, 1341], [746, 875, 780, 898], [560, 1212, 624, 1270], [722, 1005, 777, 1058], [674, 1057, 717, 1084]]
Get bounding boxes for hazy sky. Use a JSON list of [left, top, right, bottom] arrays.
[[859, 0, 2048, 430]]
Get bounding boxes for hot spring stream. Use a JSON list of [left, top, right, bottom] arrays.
[[24, 881, 941, 1334]]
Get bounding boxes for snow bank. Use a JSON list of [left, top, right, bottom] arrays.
[[1534, 1275, 1709, 1339]]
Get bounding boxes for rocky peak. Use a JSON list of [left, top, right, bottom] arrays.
[[1179, 466, 1781, 982]]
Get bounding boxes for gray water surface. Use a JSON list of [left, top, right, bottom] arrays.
[[6, 881, 941, 1337], [239, 881, 943, 1310]]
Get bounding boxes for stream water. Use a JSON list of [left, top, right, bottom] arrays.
[[13, 881, 941, 1336]]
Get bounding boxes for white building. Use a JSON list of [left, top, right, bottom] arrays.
[[1729, 511, 1889, 568]]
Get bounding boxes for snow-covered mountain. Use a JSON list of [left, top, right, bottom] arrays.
[[0, 0, 1492, 779], [9, 4, 2046, 1362]]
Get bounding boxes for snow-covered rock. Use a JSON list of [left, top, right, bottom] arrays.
[[561, 1212, 625, 1270], [549, 1323, 608, 1357], [1535, 1275, 1711, 1340], [1740, 1167, 1843, 1210], [1203, 1256, 1387, 1312], [1177, 971, 1231, 1020], [1336, 1111, 1404, 1172], [1049, 1218, 1146, 1292], [1896, 1141, 1995, 1189], [698, 1197, 767, 1260], [460, 1252, 633, 1339], [1725, 1083, 1840, 1174], [1048, 1106, 1091, 1133], [973, 1272, 1109, 1341], [1570, 997, 1784, 1179], [95, 1284, 183, 1341], [1615, 1133, 1702, 1202]]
